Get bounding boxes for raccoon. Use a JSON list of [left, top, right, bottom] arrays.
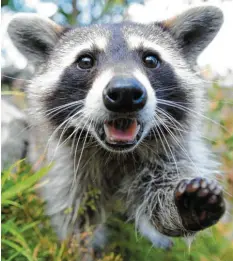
[[8, 6, 226, 254]]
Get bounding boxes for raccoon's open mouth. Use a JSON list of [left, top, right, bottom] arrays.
[[96, 118, 143, 150]]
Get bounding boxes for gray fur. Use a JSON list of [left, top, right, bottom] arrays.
[[7, 14, 63, 64], [164, 6, 223, 65], [8, 6, 223, 252]]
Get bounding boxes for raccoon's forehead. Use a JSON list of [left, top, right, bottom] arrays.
[[54, 23, 175, 63]]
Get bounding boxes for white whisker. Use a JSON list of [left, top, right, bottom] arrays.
[[157, 99, 230, 133]]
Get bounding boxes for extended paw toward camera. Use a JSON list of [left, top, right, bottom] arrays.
[[174, 177, 225, 232]]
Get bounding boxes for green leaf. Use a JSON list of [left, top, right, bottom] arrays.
[[225, 135, 233, 148], [2, 165, 51, 203], [6, 252, 20, 261], [57, 242, 65, 260], [2, 239, 34, 261], [2, 222, 29, 248], [20, 221, 40, 233], [2, 200, 23, 209], [1, 159, 25, 190]]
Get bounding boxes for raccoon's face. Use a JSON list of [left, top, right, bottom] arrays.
[[8, 7, 223, 153]]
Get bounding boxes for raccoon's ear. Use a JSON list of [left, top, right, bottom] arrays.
[[7, 13, 65, 64], [162, 6, 223, 65]]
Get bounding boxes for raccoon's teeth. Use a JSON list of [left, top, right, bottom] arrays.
[[136, 124, 140, 135], [113, 118, 134, 131], [104, 124, 110, 138]]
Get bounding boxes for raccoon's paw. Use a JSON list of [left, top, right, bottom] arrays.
[[174, 177, 225, 232]]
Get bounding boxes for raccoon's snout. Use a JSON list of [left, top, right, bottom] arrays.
[[103, 76, 147, 113]]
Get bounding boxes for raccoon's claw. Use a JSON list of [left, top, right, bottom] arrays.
[[174, 178, 225, 232]]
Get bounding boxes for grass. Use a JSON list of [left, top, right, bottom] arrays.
[[1, 83, 233, 260]]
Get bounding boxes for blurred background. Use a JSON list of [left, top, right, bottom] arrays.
[[1, 1, 233, 261]]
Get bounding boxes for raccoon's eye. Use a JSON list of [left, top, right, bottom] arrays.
[[77, 55, 95, 70], [142, 53, 160, 69]]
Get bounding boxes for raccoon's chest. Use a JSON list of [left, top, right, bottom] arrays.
[[74, 147, 137, 197]]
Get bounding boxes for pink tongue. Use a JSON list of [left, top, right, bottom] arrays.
[[105, 120, 138, 142]]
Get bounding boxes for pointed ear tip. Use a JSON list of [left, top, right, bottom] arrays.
[[7, 13, 63, 38], [194, 5, 224, 24], [162, 6, 224, 29], [7, 13, 40, 26], [206, 6, 224, 21], [7, 13, 41, 34], [7, 15, 19, 40], [215, 8, 224, 26], [207, 6, 224, 31]]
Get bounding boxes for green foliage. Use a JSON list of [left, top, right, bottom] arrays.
[[1, 161, 79, 261], [107, 218, 233, 261], [78, 185, 101, 216], [2, 162, 51, 203], [207, 82, 233, 190]]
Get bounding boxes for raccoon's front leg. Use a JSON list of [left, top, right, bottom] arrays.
[[131, 177, 225, 243], [174, 177, 225, 232]]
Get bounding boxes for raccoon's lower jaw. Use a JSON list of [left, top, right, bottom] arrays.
[[95, 118, 143, 152]]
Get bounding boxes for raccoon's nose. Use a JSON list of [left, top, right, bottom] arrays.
[[103, 77, 147, 112]]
